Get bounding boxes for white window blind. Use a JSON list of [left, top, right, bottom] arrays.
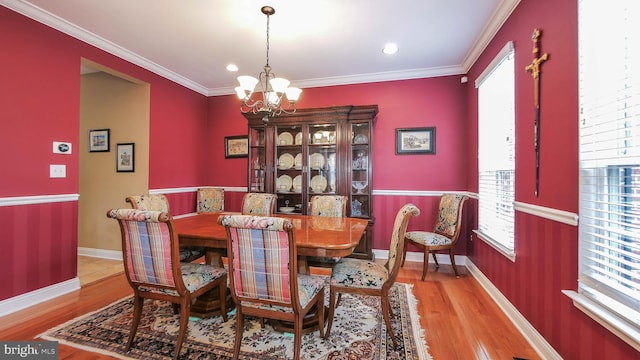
[[476, 42, 516, 257], [578, 0, 640, 342]]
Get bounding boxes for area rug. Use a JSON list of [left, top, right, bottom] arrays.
[[40, 283, 430, 360]]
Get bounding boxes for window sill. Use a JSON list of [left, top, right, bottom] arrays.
[[473, 230, 516, 262], [562, 290, 640, 352]]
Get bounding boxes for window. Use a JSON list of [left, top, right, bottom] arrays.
[[475, 42, 516, 259], [572, 0, 640, 348]]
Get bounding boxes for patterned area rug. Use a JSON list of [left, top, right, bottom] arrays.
[[40, 283, 430, 360]]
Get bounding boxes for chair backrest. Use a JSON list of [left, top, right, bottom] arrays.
[[433, 194, 468, 241], [309, 195, 348, 217], [106, 208, 186, 294], [197, 187, 224, 213], [218, 214, 299, 309], [126, 194, 170, 213], [386, 203, 421, 281], [241, 193, 277, 215]]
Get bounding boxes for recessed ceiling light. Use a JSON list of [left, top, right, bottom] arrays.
[[383, 43, 399, 55], [226, 64, 239, 72]]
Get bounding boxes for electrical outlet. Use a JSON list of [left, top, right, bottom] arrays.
[[50, 164, 66, 178], [53, 141, 72, 154]]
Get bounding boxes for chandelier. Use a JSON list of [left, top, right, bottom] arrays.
[[235, 6, 301, 123]]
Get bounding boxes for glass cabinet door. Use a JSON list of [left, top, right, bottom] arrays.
[[248, 127, 266, 192], [275, 125, 304, 213], [308, 123, 338, 204], [350, 122, 371, 218]]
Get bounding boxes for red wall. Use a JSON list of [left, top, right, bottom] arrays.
[[465, 0, 636, 358], [0, 6, 208, 300]]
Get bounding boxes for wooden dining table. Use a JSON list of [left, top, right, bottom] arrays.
[[173, 212, 368, 326]]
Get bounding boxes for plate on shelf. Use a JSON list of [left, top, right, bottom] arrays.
[[354, 133, 368, 144], [310, 153, 325, 169], [278, 132, 294, 145], [312, 131, 336, 144], [277, 174, 292, 192], [278, 153, 294, 169], [293, 175, 302, 192], [294, 153, 302, 169], [295, 132, 303, 145], [310, 174, 327, 193]]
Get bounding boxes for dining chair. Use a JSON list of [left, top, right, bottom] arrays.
[[126, 194, 205, 263], [324, 203, 419, 348], [307, 195, 348, 267], [402, 193, 468, 280], [107, 208, 228, 360], [309, 195, 348, 217], [241, 192, 277, 215], [196, 187, 224, 213], [218, 214, 326, 360]]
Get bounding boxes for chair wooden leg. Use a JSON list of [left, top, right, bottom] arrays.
[[233, 309, 244, 360], [421, 248, 429, 281], [173, 299, 189, 360], [449, 249, 460, 278], [317, 291, 325, 338], [432, 251, 439, 268], [401, 238, 408, 267], [125, 295, 144, 352], [381, 294, 398, 348], [324, 287, 337, 339], [219, 280, 228, 322], [293, 315, 302, 360]]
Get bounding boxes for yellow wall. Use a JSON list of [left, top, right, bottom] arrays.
[[78, 71, 150, 250]]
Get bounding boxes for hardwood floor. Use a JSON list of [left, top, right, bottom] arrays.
[[0, 258, 539, 360]]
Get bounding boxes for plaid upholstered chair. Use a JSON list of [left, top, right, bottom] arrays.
[[240, 192, 277, 215], [309, 195, 348, 217], [126, 194, 205, 262], [218, 214, 325, 360], [324, 203, 419, 348], [196, 187, 224, 213], [107, 209, 228, 360], [402, 194, 468, 280]]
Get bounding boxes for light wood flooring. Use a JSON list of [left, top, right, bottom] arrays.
[[0, 257, 540, 360]]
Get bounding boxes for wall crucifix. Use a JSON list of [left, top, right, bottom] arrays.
[[525, 28, 549, 197]]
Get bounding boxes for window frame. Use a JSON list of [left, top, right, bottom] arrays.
[[474, 41, 517, 261]]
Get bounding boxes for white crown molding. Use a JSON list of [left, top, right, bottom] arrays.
[[461, 0, 522, 72], [1, 0, 209, 95], [2, 0, 516, 97], [207, 65, 467, 96]]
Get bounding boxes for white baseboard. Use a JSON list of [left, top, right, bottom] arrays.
[[78, 247, 123, 261], [465, 259, 562, 360], [0, 278, 80, 317]]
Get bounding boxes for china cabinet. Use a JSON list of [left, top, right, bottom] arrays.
[[243, 105, 378, 260]]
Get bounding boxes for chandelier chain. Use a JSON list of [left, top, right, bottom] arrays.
[[265, 13, 270, 68]]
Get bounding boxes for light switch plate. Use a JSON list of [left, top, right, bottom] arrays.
[[53, 141, 72, 154], [50, 164, 66, 178]]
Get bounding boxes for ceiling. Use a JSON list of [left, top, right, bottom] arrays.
[[3, 0, 519, 96]]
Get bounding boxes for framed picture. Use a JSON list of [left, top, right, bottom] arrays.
[[225, 135, 248, 158], [116, 143, 135, 172], [88, 129, 110, 152], [396, 127, 436, 155]]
